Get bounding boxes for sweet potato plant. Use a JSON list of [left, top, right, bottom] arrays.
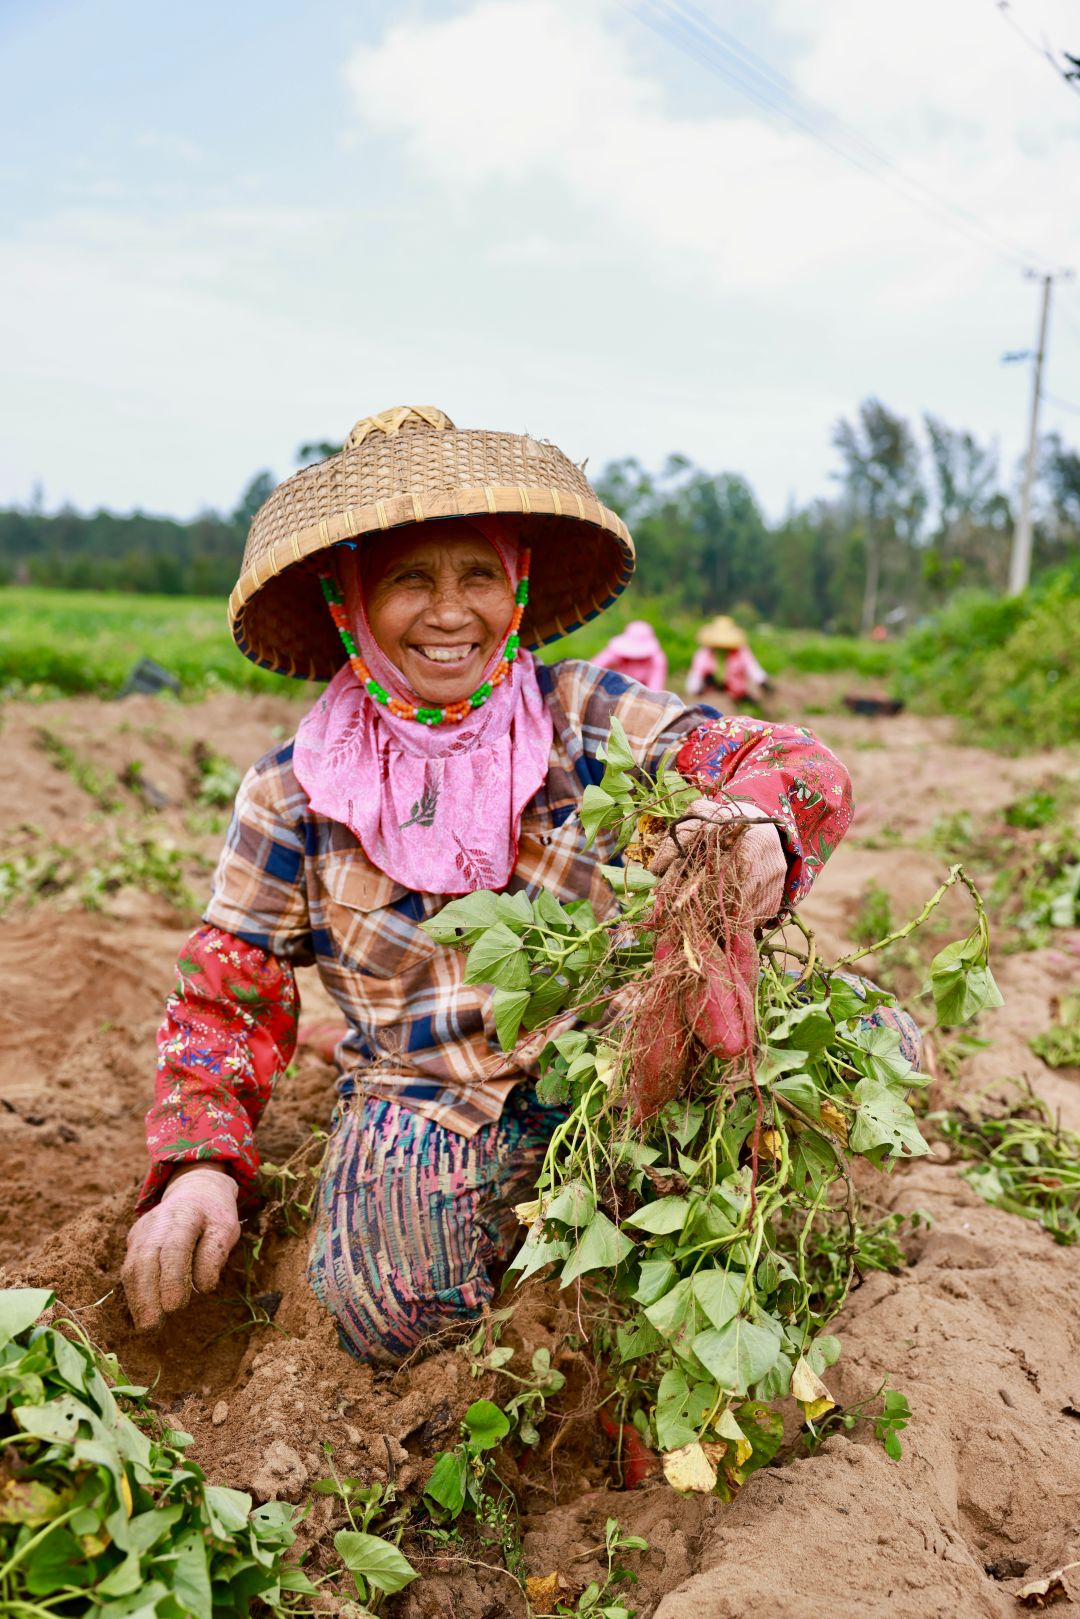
[[425, 721, 1002, 1497]]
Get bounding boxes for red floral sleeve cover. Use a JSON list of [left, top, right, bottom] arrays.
[[676, 717, 853, 912], [136, 925, 298, 1213]]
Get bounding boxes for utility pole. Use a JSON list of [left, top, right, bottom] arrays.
[[1007, 270, 1069, 596]]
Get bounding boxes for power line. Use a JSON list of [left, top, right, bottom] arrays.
[[1043, 388, 1080, 417], [623, 0, 1059, 273], [1052, 292, 1080, 349], [992, 1, 1080, 99]]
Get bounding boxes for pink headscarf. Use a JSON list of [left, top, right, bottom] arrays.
[[292, 520, 554, 895], [592, 620, 668, 691]]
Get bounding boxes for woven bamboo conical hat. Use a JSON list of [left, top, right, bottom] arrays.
[[697, 615, 747, 650], [229, 406, 635, 680]]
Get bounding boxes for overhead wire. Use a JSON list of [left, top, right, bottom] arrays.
[[1052, 292, 1080, 350], [1042, 389, 1080, 417], [991, 0, 1080, 98], [622, 0, 1060, 274]]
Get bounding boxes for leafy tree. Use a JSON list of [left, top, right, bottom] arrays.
[[232, 471, 276, 529], [1041, 433, 1080, 537], [922, 415, 1011, 596], [595, 458, 771, 617], [296, 439, 344, 465], [831, 400, 926, 634]]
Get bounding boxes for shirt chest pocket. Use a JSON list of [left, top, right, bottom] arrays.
[[514, 813, 619, 918], [316, 851, 438, 979]]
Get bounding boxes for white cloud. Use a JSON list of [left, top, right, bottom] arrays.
[[3, 0, 1078, 522], [343, 0, 1079, 301]]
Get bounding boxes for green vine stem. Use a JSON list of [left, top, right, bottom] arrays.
[[830, 863, 988, 970]]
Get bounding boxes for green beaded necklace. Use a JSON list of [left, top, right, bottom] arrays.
[[319, 566, 530, 727]]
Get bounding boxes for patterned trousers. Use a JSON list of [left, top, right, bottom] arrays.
[[307, 1084, 566, 1364], [307, 985, 921, 1365]]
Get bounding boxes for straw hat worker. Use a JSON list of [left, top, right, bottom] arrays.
[[686, 614, 769, 705], [121, 406, 868, 1363]]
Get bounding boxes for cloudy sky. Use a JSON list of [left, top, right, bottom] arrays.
[[2, 0, 1079, 521]]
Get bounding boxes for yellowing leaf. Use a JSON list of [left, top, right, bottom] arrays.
[[0, 1477, 73, 1526], [791, 1356, 836, 1422], [525, 1572, 563, 1605], [662, 1441, 718, 1494], [818, 1100, 849, 1144], [715, 1407, 753, 1469], [513, 1193, 549, 1227], [760, 1129, 784, 1162], [626, 813, 667, 867], [1016, 1559, 1080, 1607]]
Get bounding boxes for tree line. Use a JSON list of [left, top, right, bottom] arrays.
[[2, 404, 1077, 632], [596, 404, 1079, 633]]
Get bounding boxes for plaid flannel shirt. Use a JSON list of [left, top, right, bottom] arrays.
[[139, 660, 852, 1205]]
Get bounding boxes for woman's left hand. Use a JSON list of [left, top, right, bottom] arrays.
[[649, 798, 787, 926]]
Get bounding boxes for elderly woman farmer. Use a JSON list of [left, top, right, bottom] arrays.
[[122, 407, 905, 1364]]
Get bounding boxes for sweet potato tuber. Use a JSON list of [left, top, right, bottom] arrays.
[[685, 930, 757, 1059], [628, 937, 691, 1127]]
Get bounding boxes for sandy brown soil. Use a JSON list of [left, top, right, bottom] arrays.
[[1, 685, 1079, 1619]]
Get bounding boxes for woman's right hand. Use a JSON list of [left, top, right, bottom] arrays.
[[121, 1165, 241, 1330]]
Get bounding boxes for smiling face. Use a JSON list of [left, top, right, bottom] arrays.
[[361, 530, 516, 704]]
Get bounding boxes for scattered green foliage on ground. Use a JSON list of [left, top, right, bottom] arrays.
[[191, 742, 243, 809], [852, 882, 894, 948], [0, 835, 202, 919], [310, 1458, 418, 1610], [81, 836, 200, 912], [34, 728, 122, 813], [0, 1289, 308, 1616], [1003, 788, 1062, 830], [798, 1208, 930, 1321], [800, 1382, 912, 1461], [894, 564, 1080, 749], [545, 1517, 649, 1619], [422, 1382, 648, 1616], [425, 721, 1002, 1497], [424, 1398, 524, 1578], [1031, 996, 1080, 1070], [934, 1087, 1080, 1245], [465, 1311, 568, 1450], [996, 832, 1080, 945], [919, 782, 1080, 950]]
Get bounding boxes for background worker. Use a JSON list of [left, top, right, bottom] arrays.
[[686, 614, 770, 706], [591, 618, 668, 689]]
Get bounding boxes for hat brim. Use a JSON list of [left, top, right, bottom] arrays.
[[230, 498, 635, 681]]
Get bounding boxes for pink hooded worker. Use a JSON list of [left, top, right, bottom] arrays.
[[591, 620, 668, 690]]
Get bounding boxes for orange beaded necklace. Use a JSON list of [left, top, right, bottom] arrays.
[[318, 550, 530, 726]]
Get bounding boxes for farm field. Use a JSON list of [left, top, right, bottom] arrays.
[[0, 584, 898, 697], [1, 680, 1079, 1618]]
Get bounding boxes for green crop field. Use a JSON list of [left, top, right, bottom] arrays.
[[0, 585, 898, 700]]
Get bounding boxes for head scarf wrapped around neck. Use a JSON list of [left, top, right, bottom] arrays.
[[292, 519, 554, 894]]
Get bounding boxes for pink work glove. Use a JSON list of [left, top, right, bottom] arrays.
[[122, 1166, 241, 1331], [650, 798, 787, 926]]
